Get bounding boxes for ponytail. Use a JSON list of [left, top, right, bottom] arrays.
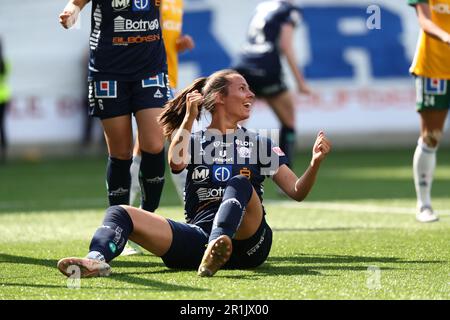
[[158, 77, 207, 138], [158, 69, 239, 138]]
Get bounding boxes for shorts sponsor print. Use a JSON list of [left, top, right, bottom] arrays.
[[415, 76, 450, 111]]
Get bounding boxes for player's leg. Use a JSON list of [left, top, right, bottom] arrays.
[[101, 115, 134, 205], [414, 110, 448, 222], [131, 73, 169, 212], [265, 90, 296, 168], [57, 205, 174, 278], [198, 175, 263, 277], [413, 77, 449, 222], [88, 80, 134, 205], [134, 108, 165, 212]]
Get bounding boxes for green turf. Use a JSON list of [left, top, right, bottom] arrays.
[[0, 148, 449, 299]]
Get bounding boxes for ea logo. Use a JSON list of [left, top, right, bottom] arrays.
[[132, 0, 150, 11], [213, 165, 232, 182]]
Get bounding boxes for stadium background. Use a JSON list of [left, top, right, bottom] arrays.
[[0, 0, 447, 158]]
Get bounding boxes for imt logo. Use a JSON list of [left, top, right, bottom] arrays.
[[192, 165, 210, 183], [112, 0, 130, 11]]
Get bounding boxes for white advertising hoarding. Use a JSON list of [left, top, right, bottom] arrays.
[[0, 0, 430, 148]]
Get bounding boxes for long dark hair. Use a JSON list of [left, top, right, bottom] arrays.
[[158, 69, 239, 138]]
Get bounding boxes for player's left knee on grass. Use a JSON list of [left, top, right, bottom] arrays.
[[89, 205, 134, 262], [209, 175, 253, 242]]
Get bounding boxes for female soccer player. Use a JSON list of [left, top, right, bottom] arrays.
[[57, 69, 331, 278], [59, 0, 168, 212], [408, 0, 450, 222], [234, 0, 311, 169]]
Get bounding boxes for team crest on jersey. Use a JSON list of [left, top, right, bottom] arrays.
[[132, 0, 150, 12], [112, 0, 130, 11], [142, 73, 165, 88], [95, 81, 117, 98], [237, 146, 252, 158], [424, 78, 447, 95]]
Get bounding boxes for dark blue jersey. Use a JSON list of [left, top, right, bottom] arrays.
[[88, 0, 167, 81], [234, 0, 301, 76], [182, 126, 288, 233]]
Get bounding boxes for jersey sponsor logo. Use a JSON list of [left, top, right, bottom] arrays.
[[112, 0, 130, 11], [132, 0, 150, 12], [272, 146, 285, 156], [95, 81, 117, 98], [237, 146, 251, 159], [213, 141, 233, 148], [192, 165, 210, 183], [212, 165, 232, 183], [196, 187, 225, 201], [113, 34, 160, 45], [114, 16, 159, 32], [213, 156, 234, 163], [432, 3, 450, 14], [142, 72, 166, 88], [239, 167, 252, 179], [235, 139, 254, 147], [424, 78, 447, 95]]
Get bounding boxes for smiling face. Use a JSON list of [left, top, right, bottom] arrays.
[[218, 73, 255, 122]]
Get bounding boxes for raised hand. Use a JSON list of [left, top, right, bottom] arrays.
[[311, 131, 331, 166]]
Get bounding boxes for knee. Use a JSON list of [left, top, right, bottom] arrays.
[[105, 205, 134, 230], [227, 175, 251, 187], [140, 142, 164, 154], [226, 175, 253, 197], [421, 130, 442, 148]]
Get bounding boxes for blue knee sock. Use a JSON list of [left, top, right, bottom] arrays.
[[89, 205, 134, 263], [140, 150, 165, 212], [106, 157, 132, 205], [209, 175, 253, 243]]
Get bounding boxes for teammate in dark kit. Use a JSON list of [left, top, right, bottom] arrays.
[[59, 0, 169, 211], [234, 0, 311, 168], [57, 69, 330, 278]]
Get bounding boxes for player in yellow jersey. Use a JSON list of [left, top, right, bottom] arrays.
[[124, 0, 195, 255], [408, 0, 450, 222]]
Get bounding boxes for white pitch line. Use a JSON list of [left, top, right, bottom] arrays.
[[264, 200, 450, 216]]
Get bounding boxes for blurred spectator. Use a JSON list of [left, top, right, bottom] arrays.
[[0, 39, 11, 164]]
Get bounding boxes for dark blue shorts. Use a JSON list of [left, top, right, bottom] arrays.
[[88, 72, 170, 119], [161, 217, 273, 270], [235, 68, 287, 98]]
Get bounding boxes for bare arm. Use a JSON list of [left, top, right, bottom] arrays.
[[167, 91, 203, 172], [59, 0, 90, 29], [272, 132, 331, 201], [415, 3, 450, 45], [279, 23, 311, 94]]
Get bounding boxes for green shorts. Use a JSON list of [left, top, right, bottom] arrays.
[[415, 76, 450, 111]]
